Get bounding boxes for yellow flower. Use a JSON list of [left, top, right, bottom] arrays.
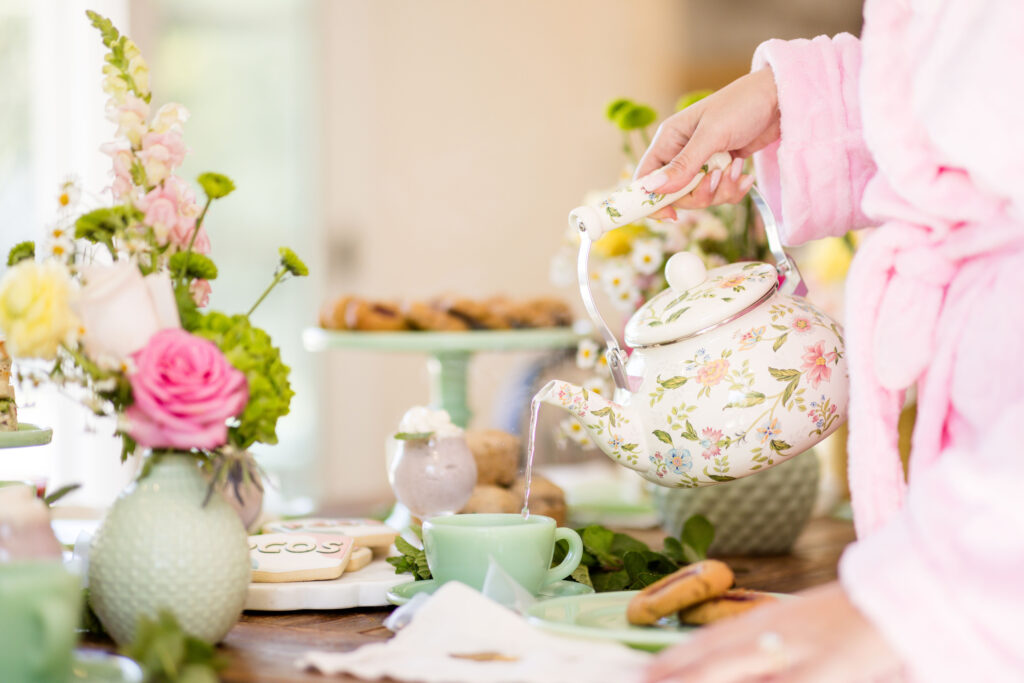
[[0, 261, 80, 360], [592, 223, 649, 258]]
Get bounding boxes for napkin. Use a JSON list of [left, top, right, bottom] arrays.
[[298, 581, 652, 683]]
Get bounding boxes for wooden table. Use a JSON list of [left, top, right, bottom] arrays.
[[85, 517, 856, 682]]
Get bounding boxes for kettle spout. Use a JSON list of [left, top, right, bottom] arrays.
[[534, 380, 649, 474]]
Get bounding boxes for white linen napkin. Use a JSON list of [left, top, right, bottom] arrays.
[[298, 581, 652, 683]]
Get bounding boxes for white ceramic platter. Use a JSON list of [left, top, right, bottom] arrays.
[[244, 556, 413, 611]]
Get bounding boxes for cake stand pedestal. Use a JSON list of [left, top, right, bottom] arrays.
[[302, 327, 581, 427]]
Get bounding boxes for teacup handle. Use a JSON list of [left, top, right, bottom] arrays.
[[545, 527, 584, 585]]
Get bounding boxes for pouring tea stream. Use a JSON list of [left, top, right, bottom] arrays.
[[524, 154, 848, 494]]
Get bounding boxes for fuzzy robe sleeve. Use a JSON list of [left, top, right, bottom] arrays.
[[751, 34, 877, 245]]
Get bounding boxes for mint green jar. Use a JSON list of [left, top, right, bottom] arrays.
[[87, 453, 251, 644]]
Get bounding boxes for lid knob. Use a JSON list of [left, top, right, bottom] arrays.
[[665, 252, 707, 292]]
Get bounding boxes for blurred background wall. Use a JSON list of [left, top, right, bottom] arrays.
[[0, 0, 862, 512]]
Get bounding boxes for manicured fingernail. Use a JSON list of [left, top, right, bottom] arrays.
[[729, 157, 744, 181], [709, 169, 722, 194], [641, 169, 669, 192], [739, 175, 755, 193]]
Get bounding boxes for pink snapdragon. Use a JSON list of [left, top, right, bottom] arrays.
[[137, 130, 187, 186], [138, 176, 209, 253], [190, 279, 211, 307], [125, 328, 248, 450], [106, 94, 150, 147]]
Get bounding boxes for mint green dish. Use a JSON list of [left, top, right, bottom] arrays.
[[526, 590, 792, 652], [423, 513, 583, 594], [0, 423, 53, 449], [387, 578, 593, 606], [69, 650, 143, 682], [0, 561, 82, 682]]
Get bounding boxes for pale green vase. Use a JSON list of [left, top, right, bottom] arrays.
[[87, 453, 251, 645]]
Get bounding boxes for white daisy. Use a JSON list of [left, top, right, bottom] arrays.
[[583, 377, 609, 397], [631, 238, 664, 276], [576, 338, 600, 369]]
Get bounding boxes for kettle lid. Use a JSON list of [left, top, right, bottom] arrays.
[[624, 253, 778, 347]]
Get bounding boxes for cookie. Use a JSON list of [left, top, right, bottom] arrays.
[[626, 559, 734, 625], [262, 518, 399, 549], [459, 484, 520, 514], [511, 474, 567, 525], [678, 589, 779, 625], [346, 546, 373, 573], [346, 299, 408, 331], [465, 429, 520, 487], [249, 533, 354, 583], [444, 298, 512, 330], [403, 301, 469, 332], [319, 295, 354, 330]]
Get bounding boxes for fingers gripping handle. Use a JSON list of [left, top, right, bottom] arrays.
[[568, 152, 732, 241]]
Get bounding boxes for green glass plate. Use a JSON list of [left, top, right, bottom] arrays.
[[526, 590, 792, 652], [387, 578, 594, 606], [70, 649, 144, 682], [303, 327, 581, 353], [0, 423, 53, 449]]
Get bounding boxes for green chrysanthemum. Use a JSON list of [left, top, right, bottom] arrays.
[[278, 247, 308, 277]]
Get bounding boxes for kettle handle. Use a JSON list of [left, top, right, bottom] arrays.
[[573, 172, 804, 393]]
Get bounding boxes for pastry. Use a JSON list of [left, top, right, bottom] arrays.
[[262, 518, 399, 550], [0, 341, 15, 432], [249, 533, 354, 583], [678, 589, 779, 625], [346, 546, 373, 572], [444, 297, 512, 330], [345, 299, 408, 331], [503, 297, 573, 328], [626, 559, 734, 625], [465, 429, 520, 487], [459, 484, 520, 514], [403, 301, 469, 332], [319, 295, 354, 330], [511, 474, 567, 525]]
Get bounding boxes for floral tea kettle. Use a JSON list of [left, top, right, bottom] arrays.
[[538, 154, 848, 487]]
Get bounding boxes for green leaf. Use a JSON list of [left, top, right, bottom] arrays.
[[197, 172, 236, 200], [610, 532, 649, 556], [772, 333, 788, 352], [680, 514, 714, 560], [680, 420, 698, 441], [86, 10, 120, 47], [769, 367, 801, 381], [725, 392, 765, 409], [623, 551, 647, 581], [394, 431, 434, 441], [169, 252, 218, 281], [652, 430, 674, 446], [658, 375, 688, 390], [120, 610, 225, 682], [769, 439, 792, 453], [665, 306, 690, 324], [590, 407, 612, 418], [43, 483, 81, 507], [394, 536, 421, 556], [605, 98, 633, 122], [6, 241, 34, 267], [174, 283, 200, 331], [662, 536, 684, 563], [782, 377, 800, 407], [278, 247, 309, 277], [569, 564, 593, 587], [592, 569, 630, 592], [581, 525, 614, 556], [707, 474, 736, 482]]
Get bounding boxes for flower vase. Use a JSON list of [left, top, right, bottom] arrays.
[[87, 453, 250, 645]]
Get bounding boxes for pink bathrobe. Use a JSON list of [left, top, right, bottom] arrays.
[[750, 1, 1024, 680]]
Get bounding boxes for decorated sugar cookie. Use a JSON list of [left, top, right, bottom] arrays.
[[262, 518, 398, 549], [249, 533, 354, 583], [346, 546, 373, 573]]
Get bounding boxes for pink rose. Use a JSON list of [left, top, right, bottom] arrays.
[[75, 262, 180, 364], [138, 176, 209, 253], [125, 328, 248, 450], [137, 130, 187, 185]]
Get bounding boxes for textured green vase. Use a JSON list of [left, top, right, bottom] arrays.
[[87, 453, 251, 645], [651, 450, 820, 556]]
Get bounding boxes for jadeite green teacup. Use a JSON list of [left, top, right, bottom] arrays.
[[0, 561, 81, 683], [423, 513, 583, 594]]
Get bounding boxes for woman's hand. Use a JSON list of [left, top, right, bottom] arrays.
[[635, 67, 781, 219], [645, 582, 906, 682]]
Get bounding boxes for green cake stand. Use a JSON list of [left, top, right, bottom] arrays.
[[302, 327, 582, 427], [0, 423, 53, 449]]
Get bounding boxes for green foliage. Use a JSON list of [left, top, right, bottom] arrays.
[[86, 11, 150, 102], [394, 432, 434, 441], [75, 206, 138, 255], [675, 89, 713, 111], [605, 98, 633, 122], [43, 483, 81, 507], [6, 241, 34, 267], [120, 610, 225, 683], [169, 252, 218, 281], [192, 312, 294, 449], [387, 526, 432, 580], [174, 282, 200, 331], [197, 172, 236, 200], [278, 247, 308, 277]]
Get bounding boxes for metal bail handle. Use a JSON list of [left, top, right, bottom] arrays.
[[572, 173, 804, 394]]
